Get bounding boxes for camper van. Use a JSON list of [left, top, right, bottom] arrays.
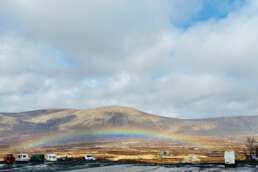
[[46, 154, 57, 162], [30, 154, 45, 163], [16, 153, 30, 162], [224, 151, 236, 167]]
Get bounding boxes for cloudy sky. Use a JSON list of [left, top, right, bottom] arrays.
[[0, 0, 258, 118]]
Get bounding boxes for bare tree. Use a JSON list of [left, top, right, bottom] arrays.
[[245, 136, 257, 160]]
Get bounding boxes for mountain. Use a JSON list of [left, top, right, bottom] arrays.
[[0, 106, 257, 149]]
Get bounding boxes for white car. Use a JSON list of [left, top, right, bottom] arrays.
[[84, 155, 96, 161], [46, 153, 57, 162]]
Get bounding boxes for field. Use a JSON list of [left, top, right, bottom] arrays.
[[0, 138, 248, 164]]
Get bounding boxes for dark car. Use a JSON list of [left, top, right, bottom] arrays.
[[4, 154, 15, 164]]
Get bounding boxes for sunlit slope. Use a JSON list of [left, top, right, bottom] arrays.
[[1, 106, 258, 148]]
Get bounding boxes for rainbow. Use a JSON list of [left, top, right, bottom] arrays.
[[16, 127, 214, 149]]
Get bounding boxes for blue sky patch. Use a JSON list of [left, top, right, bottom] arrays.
[[176, 0, 247, 30]]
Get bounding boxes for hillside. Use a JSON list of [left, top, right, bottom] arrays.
[[0, 106, 257, 149]]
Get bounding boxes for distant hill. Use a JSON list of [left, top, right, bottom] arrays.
[[0, 106, 257, 149]]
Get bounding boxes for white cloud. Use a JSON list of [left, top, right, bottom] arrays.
[[0, 0, 258, 118]]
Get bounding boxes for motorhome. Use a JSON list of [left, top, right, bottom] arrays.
[[224, 151, 236, 167], [46, 154, 57, 162], [16, 153, 30, 162]]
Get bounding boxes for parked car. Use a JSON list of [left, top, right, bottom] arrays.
[[46, 153, 57, 162], [84, 155, 96, 161], [4, 154, 15, 164], [57, 155, 73, 162]]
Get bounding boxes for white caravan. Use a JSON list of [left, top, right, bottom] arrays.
[[16, 153, 30, 162], [46, 153, 57, 162]]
